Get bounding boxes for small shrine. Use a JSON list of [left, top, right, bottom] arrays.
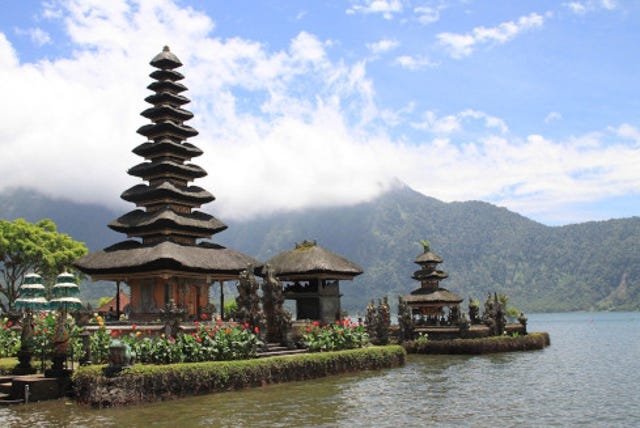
[[49, 272, 83, 312], [264, 240, 363, 324], [75, 47, 256, 321], [401, 243, 463, 325], [14, 273, 48, 311]]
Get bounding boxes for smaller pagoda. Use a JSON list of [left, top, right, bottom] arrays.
[[49, 272, 83, 312], [402, 243, 463, 325], [13, 273, 48, 375], [15, 273, 48, 311], [264, 240, 363, 324]]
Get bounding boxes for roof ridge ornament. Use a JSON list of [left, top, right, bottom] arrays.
[[295, 240, 317, 249]]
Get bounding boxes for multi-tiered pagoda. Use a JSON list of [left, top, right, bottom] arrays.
[[402, 243, 463, 324], [75, 47, 256, 320]]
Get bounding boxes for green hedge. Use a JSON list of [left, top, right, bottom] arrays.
[[403, 332, 550, 355], [73, 345, 406, 407], [0, 358, 17, 375]]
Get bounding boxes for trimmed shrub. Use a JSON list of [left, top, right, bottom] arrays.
[[403, 332, 550, 354], [73, 345, 406, 408], [0, 357, 17, 374]]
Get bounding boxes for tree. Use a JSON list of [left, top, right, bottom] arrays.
[[0, 218, 88, 311]]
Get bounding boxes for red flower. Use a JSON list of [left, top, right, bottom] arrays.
[[196, 336, 202, 343], [254, 326, 260, 334], [243, 322, 249, 330], [131, 323, 137, 330], [312, 321, 319, 327], [194, 321, 199, 327], [201, 313, 208, 320], [306, 327, 312, 333], [216, 318, 223, 327], [111, 330, 119, 338], [6, 321, 12, 328]]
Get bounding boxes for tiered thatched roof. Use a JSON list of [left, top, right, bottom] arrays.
[[75, 46, 255, 279], [404, 244, 462, 306]]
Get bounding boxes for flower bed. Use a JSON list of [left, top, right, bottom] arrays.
[[94, 319, 262, 364], [301, 319, 369, 352], [73, 345, 406, 408]]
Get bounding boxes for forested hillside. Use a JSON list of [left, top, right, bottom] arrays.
[[2, 186, 639, 313], [216, 185, 640, 313]]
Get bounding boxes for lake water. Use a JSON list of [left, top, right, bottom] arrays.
[[1, 312, 639, 427]]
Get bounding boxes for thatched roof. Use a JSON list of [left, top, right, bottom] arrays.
[[403, 287, 463, 305], [147, 80, 188, 94], [412, 269, 449, 281], [264, 240, 363, 280], [414, 244, 443, 265], [137, 120, 198, 140], [128, 159, 207, 180], [74, 240, 257, 280], [121, 181, 214, 206], [109, 208, 227, 236], [150, 45, 182, 69], [133, 139, 202, 159], [149, 69, 184, 82]]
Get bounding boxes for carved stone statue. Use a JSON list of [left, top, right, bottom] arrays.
[[235, 264, 265, 334], [161, 299, 186, 339], [376, 297, 391, 345], [468, 297, 480, 324], [261, 264, 291, 343], [397, 296, 414, 342]]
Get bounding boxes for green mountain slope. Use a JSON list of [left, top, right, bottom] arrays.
[[215, 184, 640, 313], [1, 186, 638, 313]]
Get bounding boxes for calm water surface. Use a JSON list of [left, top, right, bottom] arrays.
[[1, 312, 639, 427]]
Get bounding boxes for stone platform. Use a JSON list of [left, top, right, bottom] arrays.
[[0, 374, 71, 404]]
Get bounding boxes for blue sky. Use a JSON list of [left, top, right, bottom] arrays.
[[0, 0, 638, 225]]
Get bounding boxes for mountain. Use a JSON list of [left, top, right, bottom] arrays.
[[1, 186, 639, 313]]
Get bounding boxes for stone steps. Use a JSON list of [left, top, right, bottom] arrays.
[[257, 348, 308, 358], [0, 382, 12, 395], [0, 392, 23, 405], [257, 343, 308, 358], [0, 375, 71, 404]]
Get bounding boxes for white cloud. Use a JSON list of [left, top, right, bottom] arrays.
[[394, 54, 437, 70], [0, 33, 19, 67], [437, 12, 546, 59], [564, 0, 617, 15], [544, 112, 562, 123], [346, 0, 403, 20], [411, 109, 508, 134], [611, 123, 640, 143], [15, 27, 52, 46], [366, 38, 399, 54], [0, 0, 638, 227], [414, 6, 440, 25]]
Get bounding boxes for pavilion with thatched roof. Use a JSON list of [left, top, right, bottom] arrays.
[[402, 243, 463, 324], [75, 46, 256, 321], [264, 240, 363, 324]]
